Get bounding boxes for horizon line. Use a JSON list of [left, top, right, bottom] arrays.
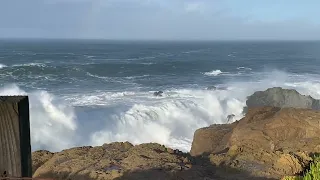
[[0, 37, 320, 42]]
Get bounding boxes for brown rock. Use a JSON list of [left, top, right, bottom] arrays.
[[192, 107, 320, 156], [273, 154, 303, 175], [190, 122, 238, 156], [32, 142, 193, 180], [190, 106, 320, 179], [32, 150, 54, 175]]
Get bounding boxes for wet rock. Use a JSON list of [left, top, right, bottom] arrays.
[[226, 114, 235, 123], [153, 91, 163, 97]]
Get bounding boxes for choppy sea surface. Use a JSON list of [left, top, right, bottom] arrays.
[[1, 39, 320, 152]]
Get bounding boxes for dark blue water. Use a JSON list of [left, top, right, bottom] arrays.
[[1, 39, 320, 152]]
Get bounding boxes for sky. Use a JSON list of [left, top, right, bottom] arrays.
[[0, 0, 319, 40]]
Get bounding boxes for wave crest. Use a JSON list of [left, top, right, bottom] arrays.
[[204, 69, 223, 76], [12, 63, 47, 68], [0, 64, 7, 69], [90, 89, 245, 151]]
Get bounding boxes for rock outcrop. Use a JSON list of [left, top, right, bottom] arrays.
[[32, 142, 269, 180], [246, 87, 320, 110], [32, 142, 194, 180], [190, 107, 320, 179]]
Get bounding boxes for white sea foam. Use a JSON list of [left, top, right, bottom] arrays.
[[0, 84, 77, 152], [237, 67, 252, 71], [12, 63, 47, 67], [86, 72, 109, 80], [2, 70, 320, 153], [124, 75, 150, 79], [140, 62, 155, 65], [204, 69, 223, 76], [0, 64, 7, 69], [90, 88, 246, 151], [64, 91, 137, 106]]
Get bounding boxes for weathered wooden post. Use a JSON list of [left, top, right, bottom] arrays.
[[0, 96, 32, 178]]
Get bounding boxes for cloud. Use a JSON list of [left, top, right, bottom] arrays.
[[0, 0, 319, 40]]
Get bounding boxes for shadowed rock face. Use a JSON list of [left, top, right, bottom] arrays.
[[246, 87, 320, 110], [190, 107, 320, 179]]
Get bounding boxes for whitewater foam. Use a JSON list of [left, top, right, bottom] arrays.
[[204, 69, 223, 76], [12, 62, 47, 68], [0, 84, 77, 152], [237, 67, 252, 71], [0, 64, 7, 69], [86, 72, 110, 80], [64, 91, 138, 106], [89, 70, 320, 152], [90, 88, 245, 151]]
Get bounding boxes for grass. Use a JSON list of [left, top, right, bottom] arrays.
[[283, 154, 320, 180]]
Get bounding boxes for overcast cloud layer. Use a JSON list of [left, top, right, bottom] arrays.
[[0, 0, 319, 40]]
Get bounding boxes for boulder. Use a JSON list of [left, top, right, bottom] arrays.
[[153, 91, 163, 97], [246, 87, 320, 110]]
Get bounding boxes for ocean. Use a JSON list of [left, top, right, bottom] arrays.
[[1, 39, 320, 152]]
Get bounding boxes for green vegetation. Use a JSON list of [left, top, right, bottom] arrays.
[[283, 154, 320, 180]]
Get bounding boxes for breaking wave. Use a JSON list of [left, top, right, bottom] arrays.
[[237, 67, 252, 71], [204, 69, 223, 76], [0, 64, 7, 69], [1, 70, 320, 152], [12, 63, 47, 67], [0, 84, 77, 152]]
